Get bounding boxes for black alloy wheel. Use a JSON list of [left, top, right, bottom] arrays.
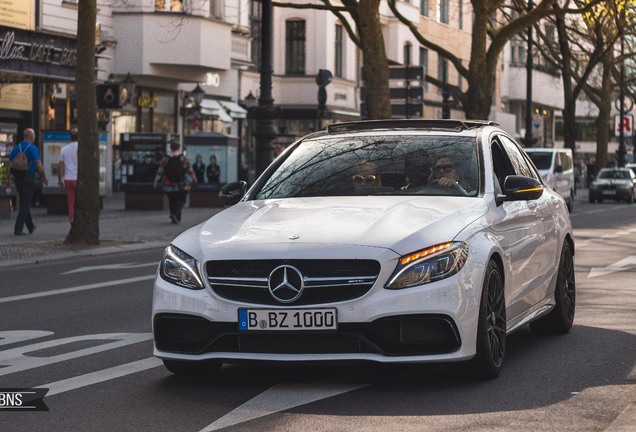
[[530, 241, 576, 334], [470, 260, 506, 379]]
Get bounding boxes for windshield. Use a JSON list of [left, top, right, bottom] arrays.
[[597, 170, 631, 180], [255, 134, 479, 199], [526, 151, 553, 170]]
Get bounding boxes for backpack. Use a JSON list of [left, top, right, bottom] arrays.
[[165, 155, 185, 183], [10, 143, 30, 172]]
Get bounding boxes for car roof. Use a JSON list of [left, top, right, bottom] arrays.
[[325, 119, 500, 135]]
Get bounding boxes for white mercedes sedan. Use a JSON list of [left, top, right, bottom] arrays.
[[152, 119, 575, 379]]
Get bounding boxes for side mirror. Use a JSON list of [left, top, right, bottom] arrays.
[[219, 181, 247, 206], [497, 175, 543, 204], [555, 165, 563, 173]]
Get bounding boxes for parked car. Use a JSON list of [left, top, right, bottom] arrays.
[[625, 162, 636, 177], [588, 167, 636, 203], [524, 148, 575, 212], [152, 119, 575, 379]]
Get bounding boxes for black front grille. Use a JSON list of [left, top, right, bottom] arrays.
[[154, 313, 461, 357], [206, 259, 381, 306]]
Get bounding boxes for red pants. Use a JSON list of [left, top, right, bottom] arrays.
[[64, 179, 77, 222]]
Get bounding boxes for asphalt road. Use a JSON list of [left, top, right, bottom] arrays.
[[1, 198, 635, 432]]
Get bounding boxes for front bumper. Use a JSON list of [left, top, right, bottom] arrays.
[[152, 259, 484, 364]]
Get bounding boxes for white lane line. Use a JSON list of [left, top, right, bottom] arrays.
[[61, 262, 158, 276], [44, 357, 163, 397], [199, 380, 368, 431], [0, 275, 155, 304]]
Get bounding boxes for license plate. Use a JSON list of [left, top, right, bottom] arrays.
[[238, 308, 337, 331], [604, 190, 616, 195]]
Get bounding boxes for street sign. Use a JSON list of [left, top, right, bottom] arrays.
[[388, 65, 424, 81], [614, 95, 634, 112], [360, 87, 423, 101], [614, 114, 634, 137]]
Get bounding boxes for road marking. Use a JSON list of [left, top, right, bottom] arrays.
[[0, 275, 155, 304], [199, 380, 369, 431], [60, 262, 158, 275], [0, 330, 53, 347], [588, 256, 636, 278], [45, 357, 163, 397], [0, 332, 152, 376]]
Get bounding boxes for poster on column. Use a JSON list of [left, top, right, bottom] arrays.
[[43, 131, 108, 195]]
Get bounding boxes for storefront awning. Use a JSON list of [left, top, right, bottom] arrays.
[[219, 100, 248, 119], [199, 99, 233, 124]]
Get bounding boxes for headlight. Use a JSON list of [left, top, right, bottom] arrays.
[[386, 242, 468, 290], [159, 245, 204, 290]]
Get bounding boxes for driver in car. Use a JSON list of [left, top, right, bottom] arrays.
[[428, 156, 470, 193]]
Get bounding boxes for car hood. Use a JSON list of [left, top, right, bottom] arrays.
[[174, 196, 489, 258]]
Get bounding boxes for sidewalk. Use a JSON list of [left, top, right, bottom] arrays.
[[0, 192, 223, 267]]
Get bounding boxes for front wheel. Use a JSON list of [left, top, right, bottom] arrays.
[[530, 241, 575, 334], [469, 260, 506, 379]]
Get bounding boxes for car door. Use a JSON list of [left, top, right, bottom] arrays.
[[489, 135, 559, 320]]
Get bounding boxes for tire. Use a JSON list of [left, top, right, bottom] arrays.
[[162, 359, 222, 376], [567, 196, 573, 212], [530, 241, 575, 334], [588, 195, 595, 203], [469, 260, 506, 379]]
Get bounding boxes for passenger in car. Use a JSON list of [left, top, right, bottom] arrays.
[[352, 161, 382, 189]]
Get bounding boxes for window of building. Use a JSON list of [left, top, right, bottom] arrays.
[[155, 0, 184, 12], [437, 0, 449, 24], [250, 0, 262, 72], [419, 47, 428, 90], [458, 0, 463, 30], [210, 0, 224, 19], [335, 24, 344, 78], [420, 0, 429, 17], [286, 20, 306, 75]]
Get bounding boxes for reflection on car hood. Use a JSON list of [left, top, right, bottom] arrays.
[[174, 196, 489, 257]]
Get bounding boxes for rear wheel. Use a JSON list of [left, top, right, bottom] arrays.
[[470, 260, 506, 379], [162, 359, 222, 376], [530, 241, 575, 334]]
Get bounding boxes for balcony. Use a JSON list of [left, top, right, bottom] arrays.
[[112, 11, 232, 81]]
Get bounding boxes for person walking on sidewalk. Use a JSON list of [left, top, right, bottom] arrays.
[[6, 128, 49, 235], [58, 128, 78, 223], [153, 140, 197, 223]]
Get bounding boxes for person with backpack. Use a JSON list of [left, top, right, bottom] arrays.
[[153, 140, 197, 223], [6, 128, 49, 235]]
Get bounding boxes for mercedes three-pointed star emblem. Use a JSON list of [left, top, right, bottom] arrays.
[[268, 265, 305, 303]]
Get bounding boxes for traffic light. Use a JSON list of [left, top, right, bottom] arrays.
[[315, 69, 332, 118]]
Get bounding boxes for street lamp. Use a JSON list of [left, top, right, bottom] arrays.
[[243, 91, 258, 181], [524, 0, 535, 147], [121, 72, 136, 105], [252, 0, 277, 177], [191, 84, 205, 107]]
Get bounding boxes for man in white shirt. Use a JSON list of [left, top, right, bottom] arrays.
[[58, 128, 78, 223]]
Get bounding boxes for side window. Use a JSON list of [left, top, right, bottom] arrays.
[[498, 135, 539, 179], [491, 140, 515, 191]]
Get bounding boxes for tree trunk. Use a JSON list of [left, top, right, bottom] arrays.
[[64, 0, 100, 245], [356, 0, 391, 119], [555, 8, 577, 157], [595, 56, 613, 173]]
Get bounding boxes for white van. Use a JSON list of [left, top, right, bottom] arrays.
[[524, 148, 575, 212]]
